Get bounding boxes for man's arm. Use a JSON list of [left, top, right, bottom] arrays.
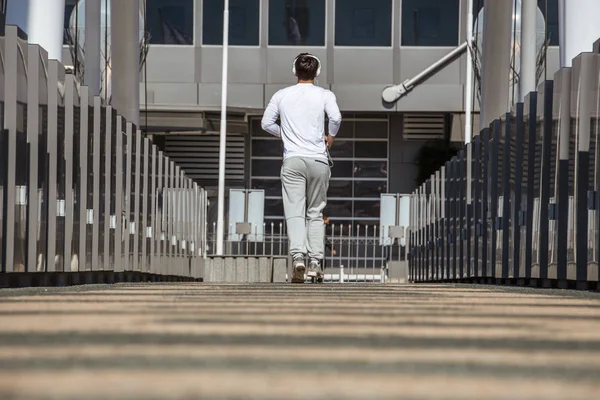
[[324, 91, 342, 137], [261, 93, 281, 138]]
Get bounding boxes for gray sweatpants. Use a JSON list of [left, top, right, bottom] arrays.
[[281, 156, 330, 260]]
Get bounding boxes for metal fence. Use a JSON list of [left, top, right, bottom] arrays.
[[0, 25, 208, 285], [409, 52, 600, 290], [206, 221, 407, 283]]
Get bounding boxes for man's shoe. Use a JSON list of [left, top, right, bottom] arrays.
[[307, 259, 324, 283], [291, 258, 305, 283]]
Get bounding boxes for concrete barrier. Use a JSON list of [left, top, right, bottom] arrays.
[[203, 257, 283, 283]]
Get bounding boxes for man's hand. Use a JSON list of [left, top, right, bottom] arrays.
[[325, 134, 335, 149]]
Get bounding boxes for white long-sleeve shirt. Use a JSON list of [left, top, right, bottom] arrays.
[[261, 83, 342, 160]]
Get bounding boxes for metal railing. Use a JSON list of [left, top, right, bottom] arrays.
[[206, 221, 407, 283], [0, 25, 208, 284], [409, 51, 600, 290]]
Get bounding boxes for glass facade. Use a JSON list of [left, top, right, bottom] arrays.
[[335, 0, 392, 47], [401, 0, 460, 46], [250, 115, 389, 232], [203, 0, 260, 45], [63, 0, 77, 44], [474, 0, 560, 46], [64, 0, 195, 46], [539, 0, 559, 46], [60, 0, 560, 49], [269, 0, 326, 46], [147, 0, 194, 45]]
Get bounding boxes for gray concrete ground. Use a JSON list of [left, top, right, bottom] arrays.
[[1, 283, 600, 399]]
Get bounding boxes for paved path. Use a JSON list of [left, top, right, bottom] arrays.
[[1, 283, 600, 399]]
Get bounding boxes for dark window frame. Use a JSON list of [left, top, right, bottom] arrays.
[[268, 0, 327, 47], [334, 0, 393, 47], [203, 0, 261, 46], [401, 0, 460, 47], [147, 0, 195, 45]]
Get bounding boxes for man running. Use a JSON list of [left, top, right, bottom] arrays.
[[261, 53, 342, 283]]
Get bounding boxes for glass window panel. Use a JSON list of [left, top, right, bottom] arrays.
[[328, 140, 353, 158], [265, 198, 285, 217], [354, 200, 381, 218], [331, 161, 353, 178], [251, 179, 282, 197], [354, 141, 387, 159], [355, 121, 388, 138], [325, 200, 353, 218], [328, 180, 353, 198], [251, 119, 272, 137], [147, 0, 194, 45], [539, 0, 559, 46], [252, 139, 284, 157], [354, 181, 387, 198], [354, 161, 387, 178], [402, 0, 459, 46], [335, 0, 392, 47], [64, 0, 77, 44], [252, 159, 282, 177], [203, 0, 260, 45], [334, 121, 354, 138], [269, 0, 326, 46]]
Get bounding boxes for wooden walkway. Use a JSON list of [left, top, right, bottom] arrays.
[[1, 283, 600, 399]]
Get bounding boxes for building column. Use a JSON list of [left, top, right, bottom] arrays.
[[29, 0, 66, 61], [85, 0, 102, 96], [520, 0, 537, 101], [479, 0, 513, 130], [5, 0, 65, 61], [559, 0, 600, 67], [110, 0, 139, 125]]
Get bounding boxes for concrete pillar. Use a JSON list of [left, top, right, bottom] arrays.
[[559, 0, 600, 67], [5, 0, 65, 61], [85, 0, 102, 96], [520, 0, 537, 101], [479, 0, 513, 130], [110, 0, 139, 125], [29, 0, 65, 61]]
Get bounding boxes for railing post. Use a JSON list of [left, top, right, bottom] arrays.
[[501, 113, 512, 281], [490, 119, 501, 281], [513, 103, 525, 281], [538, 80, 555, 283]]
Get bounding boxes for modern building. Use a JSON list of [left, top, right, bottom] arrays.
[[1, 0, 578, 234]]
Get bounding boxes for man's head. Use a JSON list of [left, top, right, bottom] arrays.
[[293, 53, 321, 81]]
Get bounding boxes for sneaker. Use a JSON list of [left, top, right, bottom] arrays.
[[307, 259, 324, 281], [291, 257, 305, 284]]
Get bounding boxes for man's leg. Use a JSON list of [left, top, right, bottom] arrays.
[[305, 158, 330, 268], [281, 157, 307, 260]]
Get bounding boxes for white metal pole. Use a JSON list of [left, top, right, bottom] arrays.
[[216, 0, 230, 255], [465, 0, 474, 209], [520, 0, 537, 101], [465, 0, 474, 144]]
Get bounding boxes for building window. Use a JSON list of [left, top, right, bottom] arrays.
[[539, 0, 559, 46], [268, 0, 326, 46], [402, 0, 459, 46], [203, 0, 260, 45], [250, 115, 388, 228], [63, 0, 77, 45], [147, 0, 194, 45], [334, 0, 392, 47]]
